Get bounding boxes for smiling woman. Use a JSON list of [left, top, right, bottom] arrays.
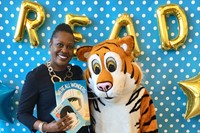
[[17, 23, 89, 133], [49, 24, 75, 71]]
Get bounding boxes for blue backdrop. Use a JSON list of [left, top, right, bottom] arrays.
[[0, 0, 200, 132]]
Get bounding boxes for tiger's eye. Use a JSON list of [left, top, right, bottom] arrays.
[[92, 59, 101, 74], [106, 57, 117, 72]]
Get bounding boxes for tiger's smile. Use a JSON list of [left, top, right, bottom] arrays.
[[105, 92, 113, 99]]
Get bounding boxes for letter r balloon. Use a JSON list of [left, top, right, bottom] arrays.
[[14, 1, 45, 47]]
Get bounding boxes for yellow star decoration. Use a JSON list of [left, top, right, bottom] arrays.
[[178, 73, 200, 119]]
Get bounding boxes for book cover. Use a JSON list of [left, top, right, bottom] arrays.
[[51, 98, 84, 133], [53, 80, 90, 126]]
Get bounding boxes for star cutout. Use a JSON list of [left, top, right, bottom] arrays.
[[178, 73, 200, 119], [0, 83, 15, 123]]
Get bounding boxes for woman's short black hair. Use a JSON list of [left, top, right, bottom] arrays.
[[50, 23, 74, 41]]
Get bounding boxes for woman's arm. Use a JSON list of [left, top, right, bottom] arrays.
[[17, 71, 39, 132]]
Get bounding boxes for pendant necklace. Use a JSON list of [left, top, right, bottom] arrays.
[[46, 61, 73, 83]]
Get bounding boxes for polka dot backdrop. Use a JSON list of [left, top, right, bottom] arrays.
[[0, 0, 200, 132]]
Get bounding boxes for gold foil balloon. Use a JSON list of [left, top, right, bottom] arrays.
[[178, 73, 200, 119], [156, 4, 188, 50], [14, 1, 45, 46], [65, 14, 90, 42], [73, 48, 77, 57], [109, 13, 140, 58]]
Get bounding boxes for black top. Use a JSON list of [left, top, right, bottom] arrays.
[[17, 64, 89, 133]]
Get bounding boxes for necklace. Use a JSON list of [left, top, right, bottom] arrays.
[[46, 61, 73, 83]]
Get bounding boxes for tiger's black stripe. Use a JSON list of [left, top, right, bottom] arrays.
[[142, 105, 149, 116], [143, 115, 157, 126], [96, 46, 110, 52], [135, 121, 140, 129], [129, 93, 150, 113], [135, 73, 140, 84], [126, 86, 144, 106], [142, 98, 153, 116], [135, 115, 158, 132], [142, 115, 158, 133], [101, 42, 118, 47], [92, 99, 101, 113], [130, 64, 134, 78], [98, 98, 105, 106], [91, 115, 96, 125], [124, 60, 127, 74], [144, 129, 159, 133], [129, 97, 142, 113], [96, 42, 118, 52]]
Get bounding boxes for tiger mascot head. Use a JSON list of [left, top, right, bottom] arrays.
[[77, 35, 142, 102], [76, 35, 158, 133]]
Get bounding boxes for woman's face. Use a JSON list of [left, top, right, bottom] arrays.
[[50, 31, 74, 71]]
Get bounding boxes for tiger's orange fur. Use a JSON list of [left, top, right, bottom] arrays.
[[77, 35, 158, 133]]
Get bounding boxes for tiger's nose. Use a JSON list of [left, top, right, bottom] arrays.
[[97, 82, 112, 92]]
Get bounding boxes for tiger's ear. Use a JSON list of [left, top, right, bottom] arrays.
[[76, 46, 93, 62], [119, 35, 134, 56]]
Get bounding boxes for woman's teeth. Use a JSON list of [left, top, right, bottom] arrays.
[[59, 55, 67, 59]]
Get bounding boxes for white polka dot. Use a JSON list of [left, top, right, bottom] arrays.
[[58, 1, 62, 5], [124, 7, 128, 11], [46, 1, 50, 5], [64, 7, 68, 11], [148, 7, 152, 11], [82, 1, 86, 5], [118, 0, 122, 5], [46, 14, 50, 18], [58, 14, 62, 18], [70, 1, 74, 5], [130, 1, 134, 5], [106, 14, 110, 18], [52, 7, 56, 12], [112, 7, 116, 11], [136, 7, 140, 11], [154, 0, 158, 5], [88, 7, 92, 12]]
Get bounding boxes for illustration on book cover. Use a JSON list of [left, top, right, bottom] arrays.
[[53, 80, 90, 126], [51, 98, 85, 133]]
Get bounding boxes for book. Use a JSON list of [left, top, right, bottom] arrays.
[[52, 80, 90, 127], [50, 98, 85, 133]]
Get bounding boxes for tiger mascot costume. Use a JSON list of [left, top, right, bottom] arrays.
[[76, 35, 158, 133]]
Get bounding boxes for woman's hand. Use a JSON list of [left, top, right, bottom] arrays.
[[43, 115, 73, 132]]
